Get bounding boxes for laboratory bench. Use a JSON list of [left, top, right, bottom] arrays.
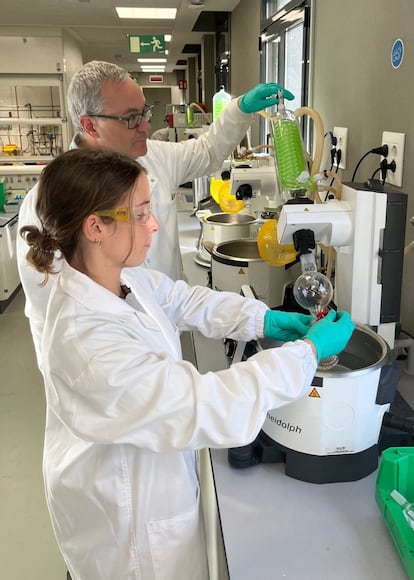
[[176, 207, 408, 580], [209, 448, 407, 580]]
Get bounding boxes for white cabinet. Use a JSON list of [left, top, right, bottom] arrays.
[[0, 212, 20, 312]]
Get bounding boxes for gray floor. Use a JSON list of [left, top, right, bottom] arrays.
[[1, 207, 414, 579], [0, 289, 67, 579]]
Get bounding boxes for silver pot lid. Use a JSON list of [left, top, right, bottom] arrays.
[[204, 212, 257, 225], [212, 239, 262, 263]]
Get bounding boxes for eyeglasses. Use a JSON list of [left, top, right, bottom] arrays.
[[88, 104, 153, 129], [94, 203, 153, 226]]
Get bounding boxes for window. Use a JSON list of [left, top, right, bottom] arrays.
[[264, 0, 293, 20], [260, 0, 311, 148]]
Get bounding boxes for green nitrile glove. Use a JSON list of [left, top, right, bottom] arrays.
[[239, 83, 295, 114], [264, 309, 313, 342], [304, 310, 355, 362]]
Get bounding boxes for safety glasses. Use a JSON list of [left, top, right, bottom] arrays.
[[94, 203, 152, 225], [88, 104, 153, 129]]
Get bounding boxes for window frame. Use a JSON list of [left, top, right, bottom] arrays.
[[260, 0, 312, 150]]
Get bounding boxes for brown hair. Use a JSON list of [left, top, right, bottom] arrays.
[[20, 149, 145, 284]]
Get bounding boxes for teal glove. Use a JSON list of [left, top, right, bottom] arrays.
[[239, 83, 295, 114], [304, 310, 355, 362], [264, 310, 313, 342]]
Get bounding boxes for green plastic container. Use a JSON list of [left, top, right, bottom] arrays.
[[0, 181, 5, 212], [376, 447, 414, 579]]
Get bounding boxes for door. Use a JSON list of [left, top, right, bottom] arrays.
[[142, 87, 173, 136]]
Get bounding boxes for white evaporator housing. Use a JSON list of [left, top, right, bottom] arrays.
[[229, 183, 407, 483], [229, 158, 281, 217]]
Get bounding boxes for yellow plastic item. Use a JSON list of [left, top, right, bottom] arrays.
[[217, 181, 244, 213], [2, 144, 20, 155], [257, 218, 297, 266], [210, 177, 224, 203]]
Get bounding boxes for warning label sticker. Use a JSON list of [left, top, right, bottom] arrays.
[[308, 387, 320, 398]]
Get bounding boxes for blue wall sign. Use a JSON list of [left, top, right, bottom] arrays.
[[391, 38, 404, 69]]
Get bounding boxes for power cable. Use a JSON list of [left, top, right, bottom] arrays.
[[351, 144, 389, 182]]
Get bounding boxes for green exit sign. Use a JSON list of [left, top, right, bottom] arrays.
[[128, 35, 166, 54]]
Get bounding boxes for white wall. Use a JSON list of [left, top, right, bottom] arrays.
[[61, 30, 83, 139], [0, 28, 64, 74], [231, 0, 262, 146]]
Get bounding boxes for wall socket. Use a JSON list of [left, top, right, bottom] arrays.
[[333, 126, 348, 169], [381, 131, 405, 187]]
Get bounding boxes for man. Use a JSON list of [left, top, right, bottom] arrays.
[[17, 60, 293, 366]]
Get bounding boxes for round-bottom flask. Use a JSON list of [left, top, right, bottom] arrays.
[[293, 264, 338, 370]]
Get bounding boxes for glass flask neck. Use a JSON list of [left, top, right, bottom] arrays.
[[299, 251, 317, 275]]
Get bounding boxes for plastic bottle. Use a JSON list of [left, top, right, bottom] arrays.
[[213, 86, 231, 122], [271, 91, 314, 201], [186, 105, 194, 128]]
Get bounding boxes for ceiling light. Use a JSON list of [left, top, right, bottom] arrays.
[[188, 0, 206, 7], [141, 66, 166, 72], [137, 58, 166, 63], [127, 33, 170, 42], [116, 7, 177, 19]]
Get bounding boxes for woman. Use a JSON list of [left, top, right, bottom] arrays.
[[21, 149, 354, 580]]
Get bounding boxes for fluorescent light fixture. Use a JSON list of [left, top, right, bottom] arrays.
[[116, 7, 177, 19], [141, 67, 166, 72], [137, 58, 166, 63]]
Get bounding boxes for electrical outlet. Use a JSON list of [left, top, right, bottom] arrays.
[[333, 126, 348, 170], [381, 131, 405, 187]]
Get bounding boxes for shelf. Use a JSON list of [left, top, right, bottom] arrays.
[[0, 164, 46, 176], [0, 117, 67, 125], [0, 156, 53, 163]]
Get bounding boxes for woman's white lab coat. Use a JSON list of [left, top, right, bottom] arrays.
[[42, 262, 316, 580]]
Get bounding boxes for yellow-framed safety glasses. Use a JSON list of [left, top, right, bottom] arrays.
[[94, 203, 152, 225]]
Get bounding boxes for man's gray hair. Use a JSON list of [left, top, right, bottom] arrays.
[[67, 61, 130, 132]]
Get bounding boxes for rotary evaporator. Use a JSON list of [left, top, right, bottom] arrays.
[[226, 93, 409, 483]]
